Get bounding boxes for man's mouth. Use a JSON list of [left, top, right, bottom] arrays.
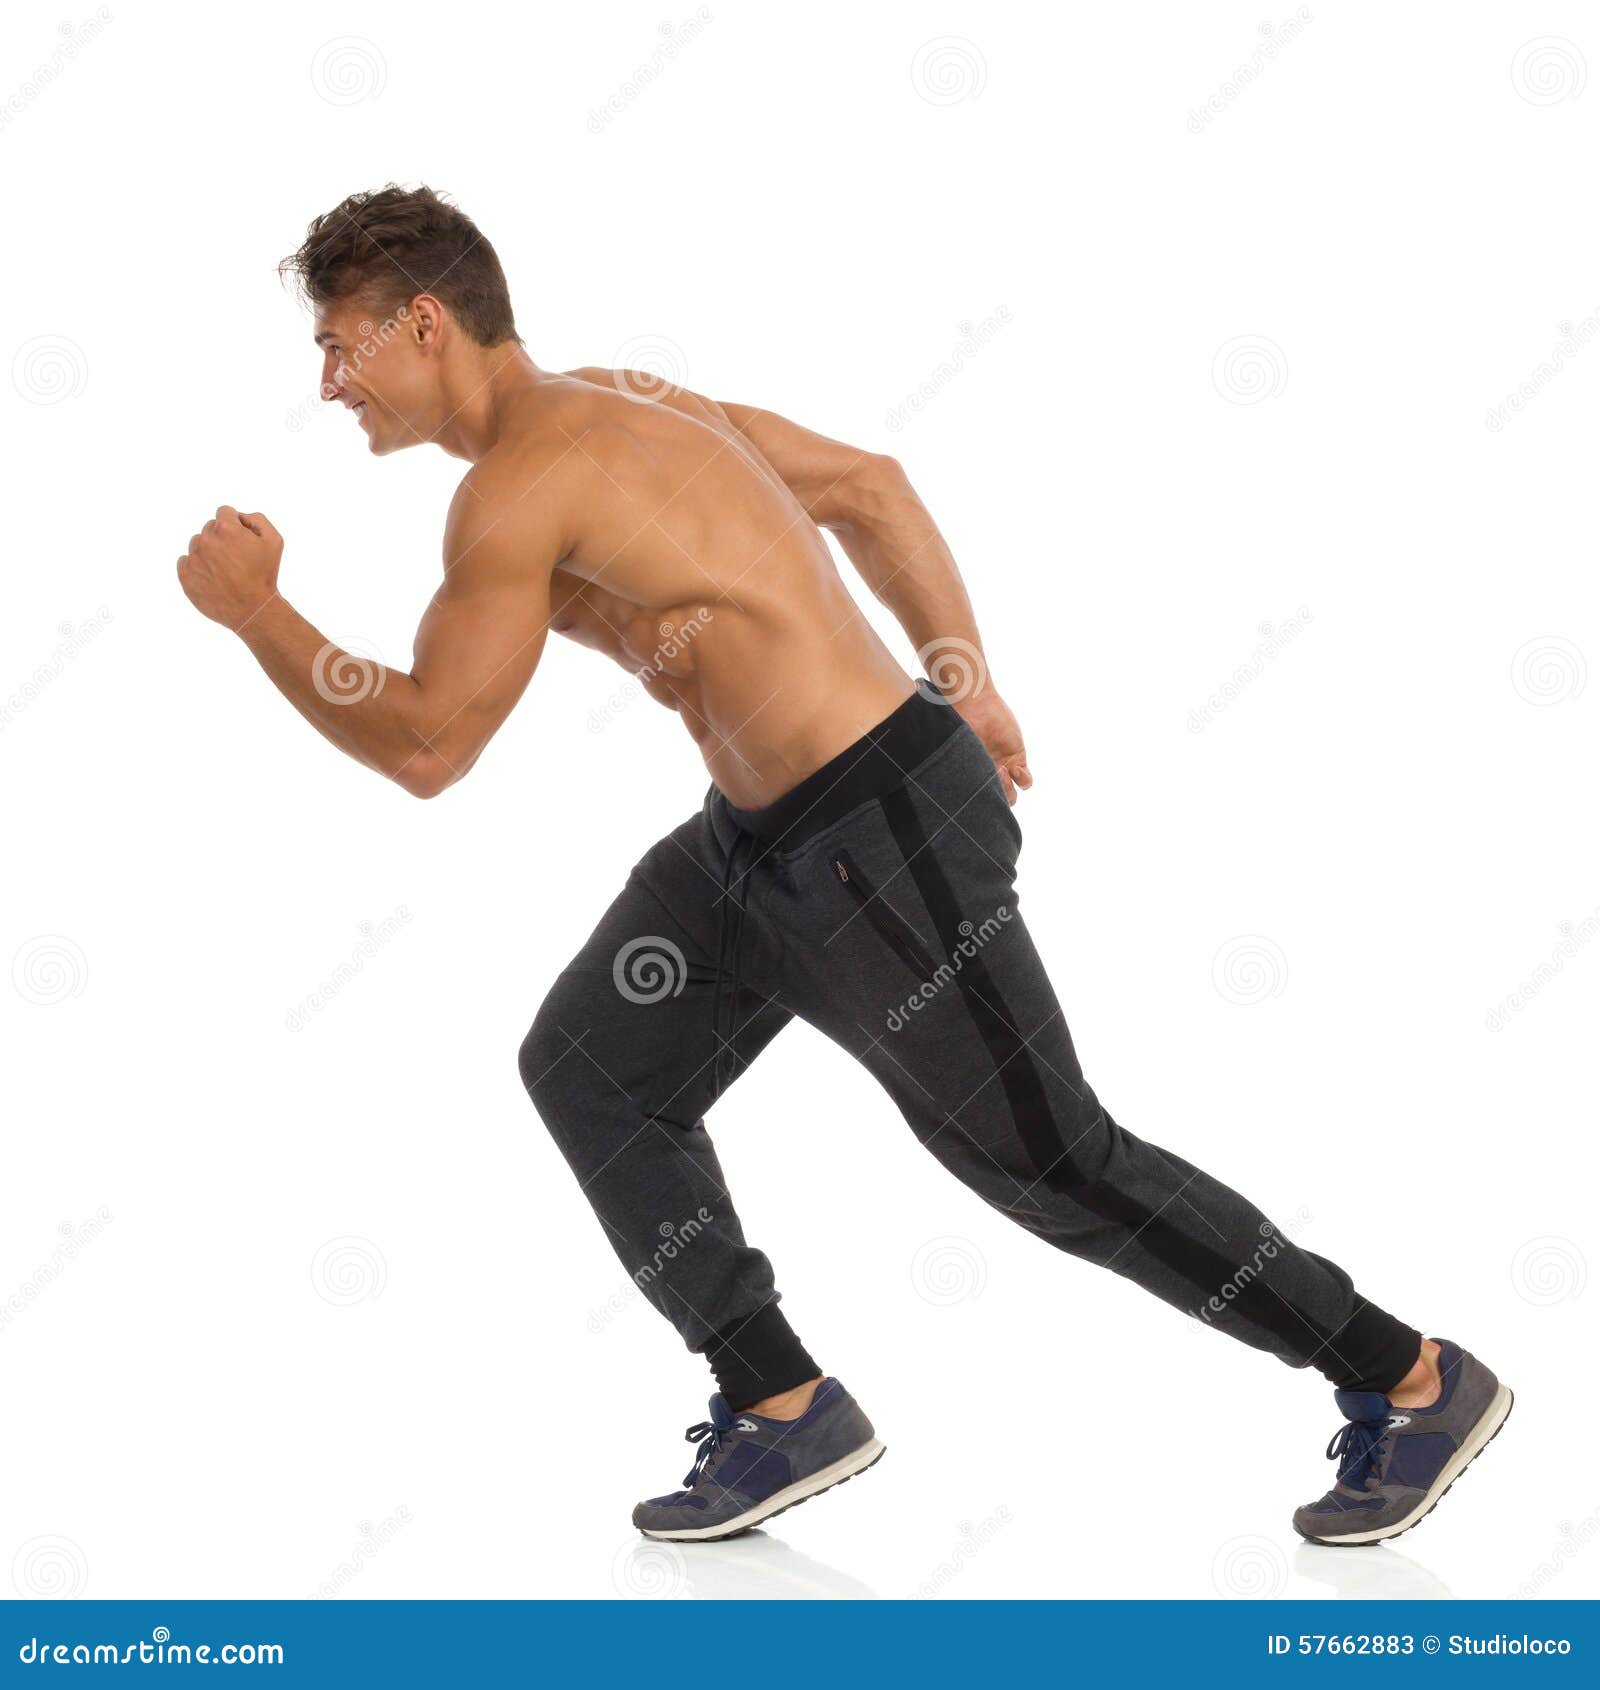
[[352, 401, 368, 424]]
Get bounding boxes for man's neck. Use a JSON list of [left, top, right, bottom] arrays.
[[432, 344, 547, 462]]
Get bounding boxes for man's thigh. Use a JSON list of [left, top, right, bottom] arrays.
[[760, 730, 1109, 1202], [520, 804, 789, 1138]]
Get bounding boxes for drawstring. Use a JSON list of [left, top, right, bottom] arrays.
[[712, 824, 756, 1093]]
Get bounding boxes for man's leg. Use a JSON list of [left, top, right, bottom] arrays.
[[518, 804, 817, 1412], [774, 726, 1422, 1395]]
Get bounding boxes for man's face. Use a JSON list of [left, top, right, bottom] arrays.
[[313, 298, 427, 455]]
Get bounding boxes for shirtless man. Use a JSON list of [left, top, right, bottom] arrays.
[[177, 186, 1510, 1547]]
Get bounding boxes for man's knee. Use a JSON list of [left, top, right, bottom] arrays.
[[949, 1088, 1120, 1200], [517, 991, 587, 1117]]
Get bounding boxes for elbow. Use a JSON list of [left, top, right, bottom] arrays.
[[837, 452, 909, 527], [857, 451, 908, 497], [392, 748, 457, 801], [866, 450, 906, 484]]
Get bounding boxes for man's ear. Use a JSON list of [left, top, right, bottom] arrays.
[[410, 293, 446, 353]]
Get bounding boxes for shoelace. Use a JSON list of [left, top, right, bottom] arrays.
[[1326, 1413, 1390, 1489], [682, 1416, 733, 1488]]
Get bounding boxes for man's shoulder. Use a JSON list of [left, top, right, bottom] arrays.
[[443, 439, 578, 567], [473, 370, 662, 478], [564, 364, 735, 427], [455, 384, 595, 503], [443, 367, 736, 560]]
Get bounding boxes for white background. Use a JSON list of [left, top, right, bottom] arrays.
[[3, 0, 1596, 1602]]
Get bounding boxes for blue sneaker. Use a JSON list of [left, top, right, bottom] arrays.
[[632, 1378, 885, 1542], [1293, 1339, 1513, 1545]]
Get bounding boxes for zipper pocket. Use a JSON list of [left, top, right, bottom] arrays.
[[832, 850, 940, 977]]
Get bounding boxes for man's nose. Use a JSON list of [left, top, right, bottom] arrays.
[[320, 355, 342, 403]]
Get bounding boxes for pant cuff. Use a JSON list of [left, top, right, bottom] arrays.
[[1319, 1296, 1423, 1394], [703, 1301, 819, 1411]]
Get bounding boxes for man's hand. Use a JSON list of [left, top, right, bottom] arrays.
[[177, 506, 283, 629], [954, 687, 1032, 805]]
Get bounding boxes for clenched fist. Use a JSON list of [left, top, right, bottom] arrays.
[[177, 506, 283, 628]]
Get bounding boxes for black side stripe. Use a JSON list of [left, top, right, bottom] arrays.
[[876, 787, 1343, 1362], [833, 849, 941, 978]]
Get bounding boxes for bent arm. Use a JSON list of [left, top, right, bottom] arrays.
[[706, 400, 985, 676], [702, 398, 1032, 797], [237, 487, 559, 799]]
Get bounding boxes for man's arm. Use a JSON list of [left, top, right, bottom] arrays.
[[177, 488, 561, 799], [702, 398, 1034, 801]]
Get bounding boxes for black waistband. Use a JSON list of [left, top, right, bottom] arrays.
[[720, 679, 963, 849]]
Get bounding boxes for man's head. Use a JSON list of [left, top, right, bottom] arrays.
[[280, 184, 520, 454]]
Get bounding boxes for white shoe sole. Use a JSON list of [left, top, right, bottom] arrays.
[[639, 1437, 886, 1542], [1301, 1383, 1514, 1546]]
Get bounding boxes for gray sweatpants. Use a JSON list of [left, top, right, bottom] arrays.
[[519, 684, 1419, 1409]]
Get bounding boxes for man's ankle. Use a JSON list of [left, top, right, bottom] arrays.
[[743, 1376, 824, 1420], [1385, 1338, 1442, 1409]]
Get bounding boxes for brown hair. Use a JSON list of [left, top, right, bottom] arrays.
[[280, 184, 520, 347]]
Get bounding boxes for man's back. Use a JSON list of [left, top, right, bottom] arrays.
[[459, 366, 915, 806]]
